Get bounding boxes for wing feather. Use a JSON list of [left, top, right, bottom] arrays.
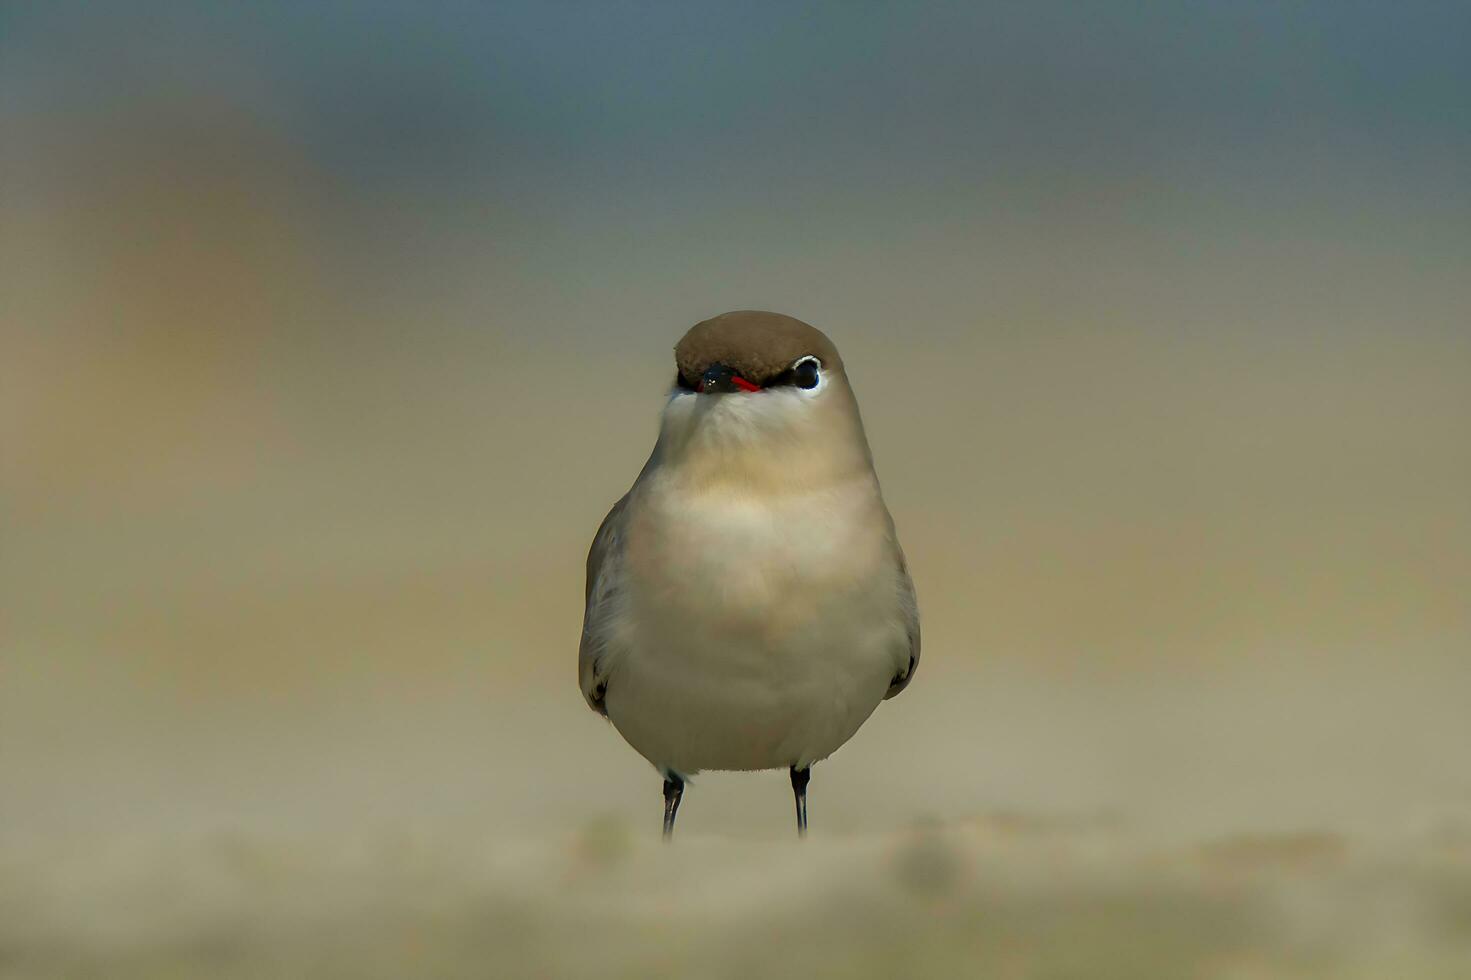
[[883, 544, 920, 699], [578, 495, 629, 715]]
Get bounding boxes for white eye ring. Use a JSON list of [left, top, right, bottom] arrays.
[[792, 355, 823, 394]]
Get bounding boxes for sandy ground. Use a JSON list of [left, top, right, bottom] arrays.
[[6, 814, 1470, 980]]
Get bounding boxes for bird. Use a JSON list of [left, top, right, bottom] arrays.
[[578, 311, 919, 839]]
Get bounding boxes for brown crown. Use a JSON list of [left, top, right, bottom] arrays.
[[674, 311, 842, 387]]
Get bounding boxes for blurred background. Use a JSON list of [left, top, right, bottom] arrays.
[[3, 2, 1469, 976]]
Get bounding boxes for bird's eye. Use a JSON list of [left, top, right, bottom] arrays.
[[792, 357, 820, 389]]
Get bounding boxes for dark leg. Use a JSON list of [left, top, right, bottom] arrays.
[[790, 765, 811, 838], [661, 774, 685, 840]]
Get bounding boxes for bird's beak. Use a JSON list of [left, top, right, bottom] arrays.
[[698, 363, 760, 393]]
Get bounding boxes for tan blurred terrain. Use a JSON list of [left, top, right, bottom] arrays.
[[5, 818, 1471, 979], [3, 3, 1470, 976]]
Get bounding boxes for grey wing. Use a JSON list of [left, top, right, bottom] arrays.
[[884, 545, 920, 699], [579, 494, 629, 716]]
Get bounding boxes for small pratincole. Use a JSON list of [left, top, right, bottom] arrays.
[[579, 311, 920, 838]]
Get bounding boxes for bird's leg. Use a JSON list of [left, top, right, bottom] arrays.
[[661, 774, 685, 840], [790, 765, 811, 838]]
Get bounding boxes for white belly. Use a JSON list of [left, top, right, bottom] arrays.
[[601, 480, 908, 775]]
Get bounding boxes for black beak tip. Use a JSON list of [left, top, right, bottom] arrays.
[[700, 363, 735, 393]]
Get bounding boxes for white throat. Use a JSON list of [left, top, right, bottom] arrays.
[[649, 378, 874, 496]]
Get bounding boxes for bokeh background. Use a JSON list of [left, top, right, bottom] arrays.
[[3, 2, 1470, 976]]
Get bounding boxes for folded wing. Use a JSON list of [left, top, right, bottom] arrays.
[[579, 495, 629, 716]]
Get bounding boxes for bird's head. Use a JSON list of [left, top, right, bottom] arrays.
[[655, 311, 874, 491]]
